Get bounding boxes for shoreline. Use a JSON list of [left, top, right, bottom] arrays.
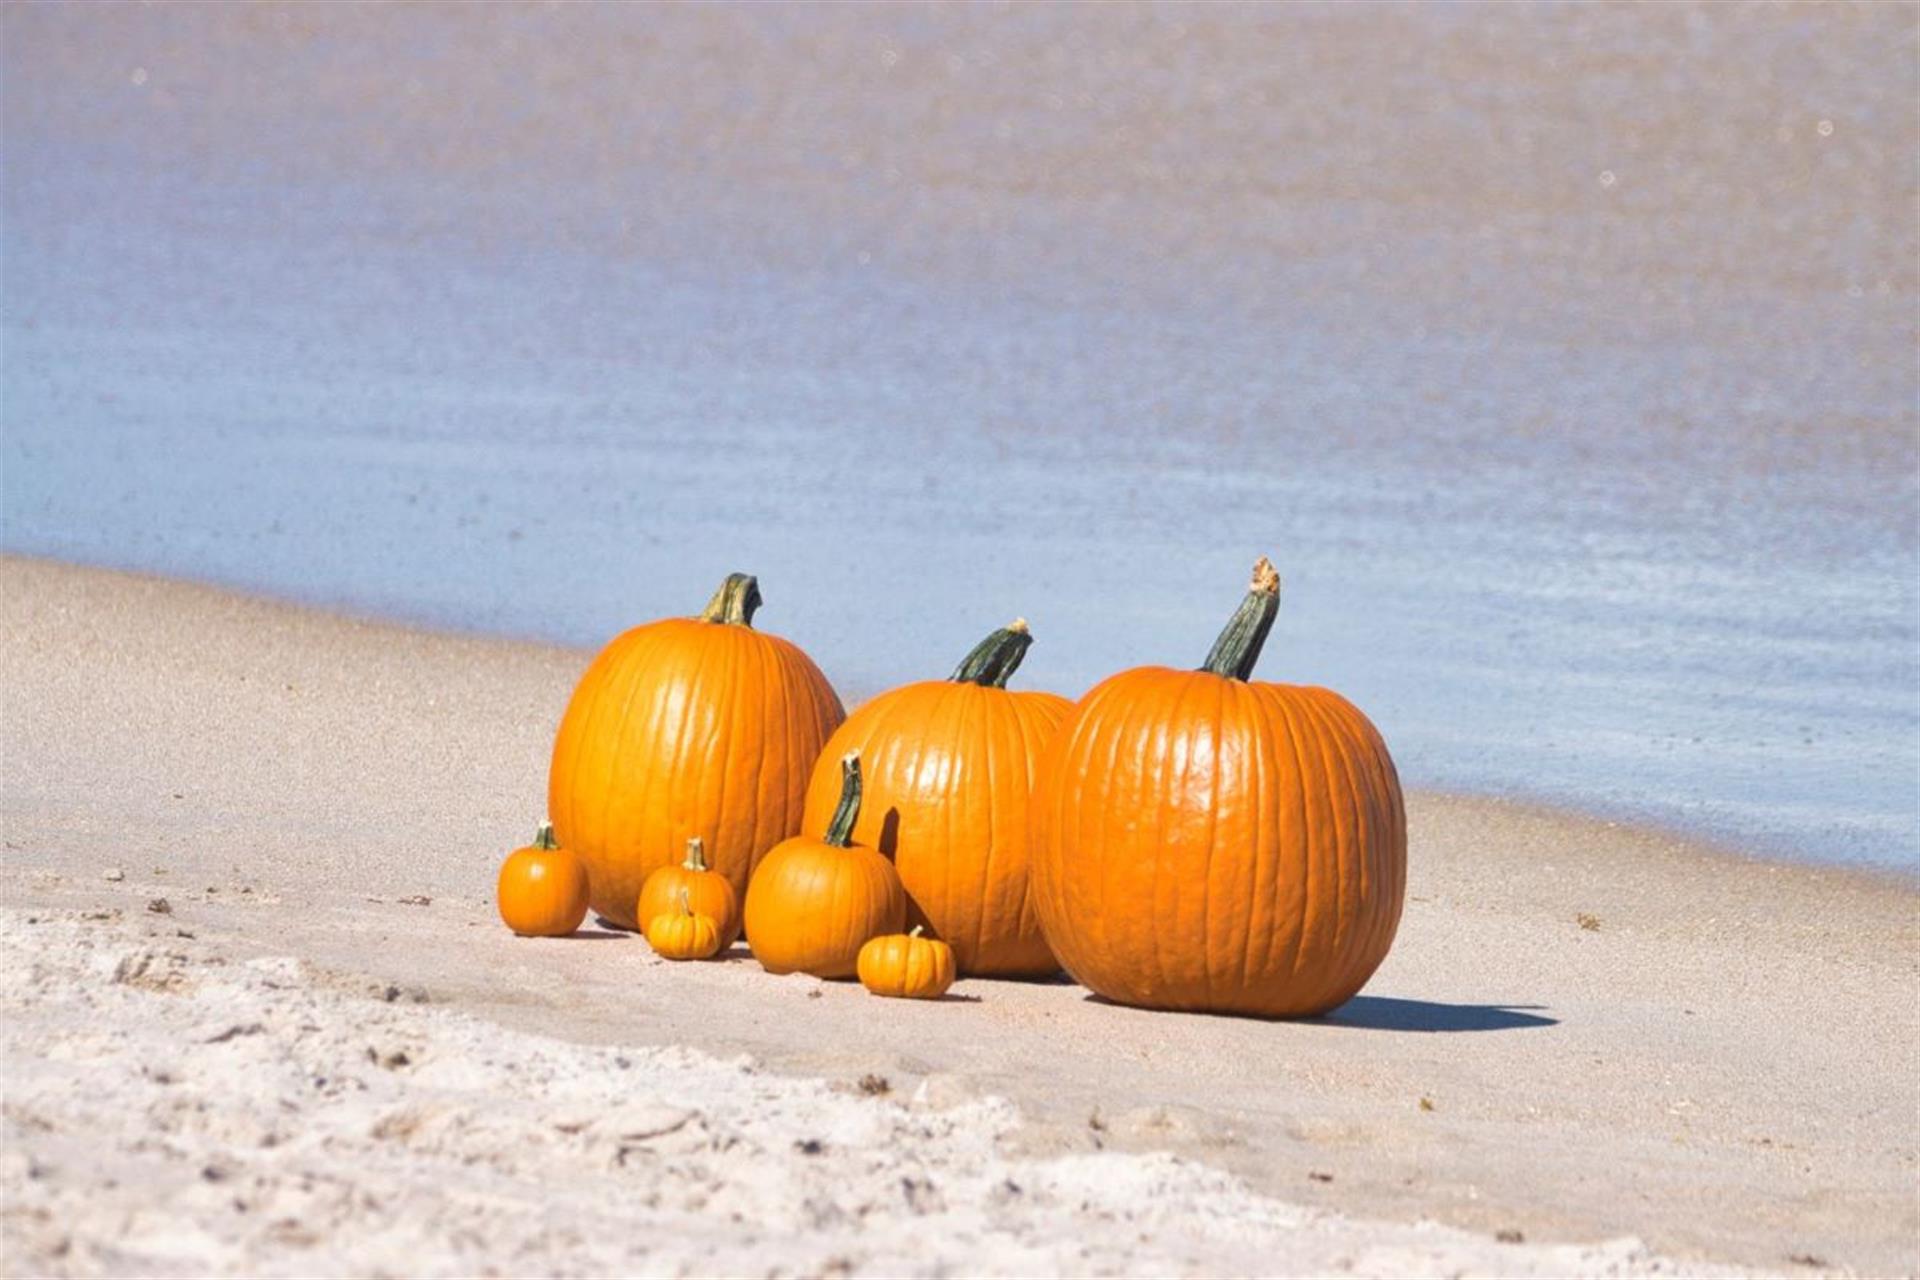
[[4, 549, 1906, 887], [4, 553, 1916, 1275]]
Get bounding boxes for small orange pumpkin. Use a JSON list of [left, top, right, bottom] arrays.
[[744, 753, 906, 978], [637, 837, 741, 951], [857, 926, 956, 1000], [1030, 558, 1406, 1018], [801, 619, 1071, 978], [645, 889, 724, 961], [496, 822, 590, 937], [548, 572, 844, 928]]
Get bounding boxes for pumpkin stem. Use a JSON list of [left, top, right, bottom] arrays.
[[681, 836, 709, 872], [678, 886, 694, 916], [908, 925, 925, 939], [698, 573, 762, 627], [532, 821, 559, 851], [823, 752, 863, 848], [949, 618, 1033, 688], [1200, 557, 1281, 681]]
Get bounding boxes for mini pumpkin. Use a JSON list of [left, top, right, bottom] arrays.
[[857, 926, 955, 1000], [637, 837, 741, 951], [496, 822, 591, 938], [1030, 558, 1406, 1019], [801, 619, 1070, 977], [548, 572, 844, 928], [744, 753, 906, 978], [645, 888, 724, 961]]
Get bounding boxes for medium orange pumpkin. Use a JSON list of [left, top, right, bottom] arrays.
[[801, 619, 1070, 977], [548, 573, 844, 929], [637, 837, 741, 951], [1030, 558, 1406, 1018], [496, 822, 591, 937], [745, 754, 907, 978], [857, 926, 956, 1000], [645, 889, 724, 961]]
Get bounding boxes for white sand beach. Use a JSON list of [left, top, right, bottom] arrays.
[[2, 910, 1747, 1279], [3, 558, 1913, 1277], [6, 1, 1916, 1274]]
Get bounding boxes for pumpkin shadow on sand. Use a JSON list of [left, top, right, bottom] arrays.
[[1316, 996, 1557, 1032], [1079, 993, 1557, 1032]]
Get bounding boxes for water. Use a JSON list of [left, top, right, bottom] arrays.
[[4, 4, 1915, 867]]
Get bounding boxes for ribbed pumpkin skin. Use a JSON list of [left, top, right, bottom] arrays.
[[1031, 668, 1406, 1018], [637, 844, 741, 951], [801, 682, 1071, 976], [857, 930, 956, 999], [744, 838, 906, 978], [549, 617, 843, 928], [645, 907, 723, 961]]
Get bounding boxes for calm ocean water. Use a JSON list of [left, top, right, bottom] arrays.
[[4, 4, 1915, 867]]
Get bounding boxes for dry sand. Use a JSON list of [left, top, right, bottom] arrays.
[[3, 557, 1914, 1277]]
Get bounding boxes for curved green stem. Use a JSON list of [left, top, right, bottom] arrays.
[[681, 836, 710, 872], [533, 821, 559, 851], [698, 573, 762, 627], [1200, 557, 1281, 681], [949, 618, 1033, 688], [823, 753, 863, 847]]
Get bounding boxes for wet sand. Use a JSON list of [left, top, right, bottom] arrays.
[[4, 557, 1913, 1276]]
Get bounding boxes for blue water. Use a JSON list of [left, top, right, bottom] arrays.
[[4, 4, 1915, 867]]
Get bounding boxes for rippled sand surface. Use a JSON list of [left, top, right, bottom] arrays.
[[4, 3, 1915, 862]]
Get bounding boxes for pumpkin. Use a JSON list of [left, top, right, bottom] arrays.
[[800, 619, 1070, 976], [637, 837, 741, 951], [1030, 558, 1406, 1018], [496, 822, 591, 938], [548, 572, 844, 929], [744, 753, 906, 978], [645, 888, 724, 961], [857, 926, 956, 1000]]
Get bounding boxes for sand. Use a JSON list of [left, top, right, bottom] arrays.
[[2, 912, 1742, 1279], [2, 556, 1915, 1277]]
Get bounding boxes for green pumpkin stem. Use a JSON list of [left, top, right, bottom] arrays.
[[698, 573, 762, 627], [532, 821, 559, 851], [1200, 557, 1281, 681], [949, 618, 1033, 688], [823, 752, 863, 848], [681, 836, 710, 872]]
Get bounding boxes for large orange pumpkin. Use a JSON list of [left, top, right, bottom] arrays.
[[800, 619, 1070, 977], [548, 573, 844, 928], [1030, 558, 1405, 1018]]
